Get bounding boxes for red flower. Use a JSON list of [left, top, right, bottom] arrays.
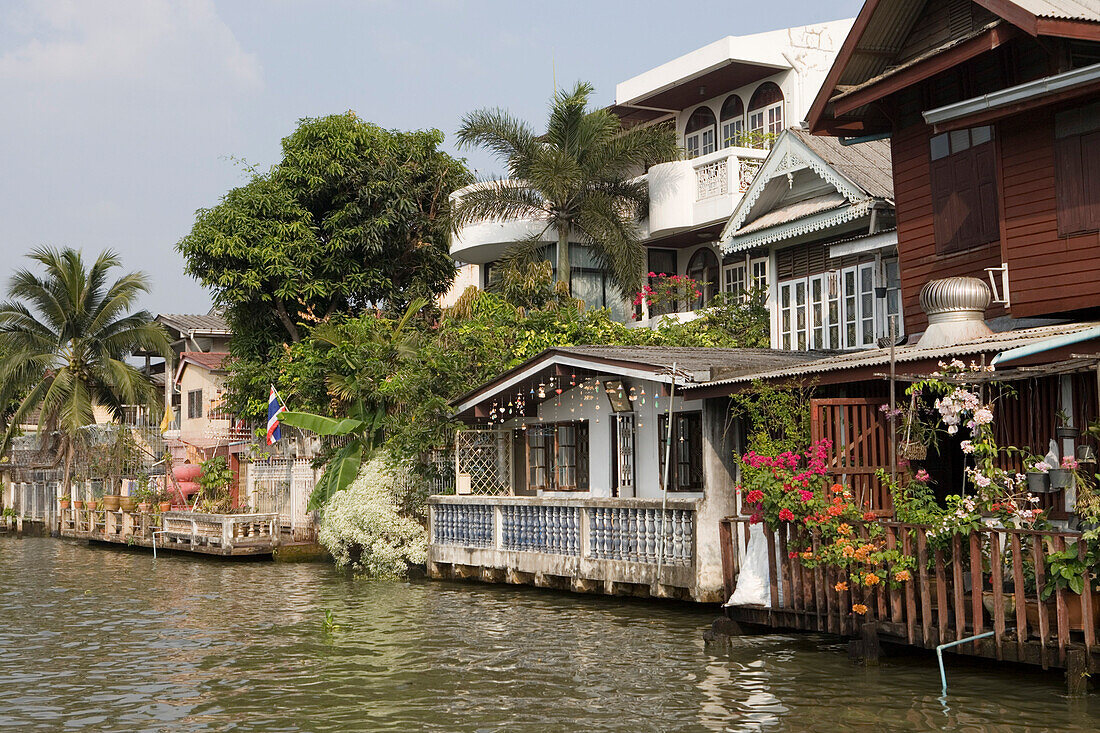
[[862, 511, 876, 522], [778, 508, 796, 522], [745, 489, 764, 504]]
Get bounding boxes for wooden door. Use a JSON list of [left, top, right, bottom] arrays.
[[810, 398, 893, 514]]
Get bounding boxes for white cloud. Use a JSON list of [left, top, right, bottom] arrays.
[[0, 0, 261, 89]]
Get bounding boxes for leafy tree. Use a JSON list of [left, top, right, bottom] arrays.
[[654, 290, 770, 348], [177, 112, 472, 358], [453, 82, 679, 296], [0, 247, 170, 494]]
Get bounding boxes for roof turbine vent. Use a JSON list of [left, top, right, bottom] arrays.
[[916, 276, 993, 349]]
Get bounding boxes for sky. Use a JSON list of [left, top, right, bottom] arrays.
[[0, 0, 863, 316]]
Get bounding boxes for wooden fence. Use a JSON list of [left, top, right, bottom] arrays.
[[720, 517, 1098, 670]]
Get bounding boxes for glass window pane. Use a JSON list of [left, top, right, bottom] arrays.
[[950, 129, 970, 153], [971, 125, 992, 145], [930, 133, 950, 160]]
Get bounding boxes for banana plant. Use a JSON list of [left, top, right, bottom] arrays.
[[279, 401, 384, 511]]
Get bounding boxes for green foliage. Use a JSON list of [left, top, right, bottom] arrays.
[[1042, 541, 1100, 600], [730, 380, 814, 455], [654, 291, 770, 348], [196, 455, 234, 512], [177, 112, 472, 359], [280, 403, 384, 510], [0, 247, 170, 492], [454, 82, 680, 297]]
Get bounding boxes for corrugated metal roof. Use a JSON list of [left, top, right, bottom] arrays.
[[682, 321, 1100, 390], [788, 129, 894, 200], [156, 313, 231, 335], [1013, 0, 1100, 22], [553, 346, 835, 381]]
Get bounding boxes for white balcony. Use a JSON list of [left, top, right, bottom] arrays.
[[448, 147, 766, 264], [647, 147, 766, 239]]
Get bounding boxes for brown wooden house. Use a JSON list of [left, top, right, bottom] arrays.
[[807, 0, 1100, 330]]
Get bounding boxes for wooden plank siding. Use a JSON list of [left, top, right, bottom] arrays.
[[999, 108, 1100, 318], [890, 122, 1007, 333]]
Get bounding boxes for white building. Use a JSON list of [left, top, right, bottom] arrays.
[[446, 19, 854, 323]]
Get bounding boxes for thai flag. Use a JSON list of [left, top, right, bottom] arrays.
[[267, 386, 286, 445]]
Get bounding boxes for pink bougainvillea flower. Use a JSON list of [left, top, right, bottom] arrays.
[[778, 508, 796, 522]]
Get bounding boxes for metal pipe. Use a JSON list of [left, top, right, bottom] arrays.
[[657, 363, 678, 577], [991, 325, 1100, 365], [936, 631, 994, 694], [839, 132, 891, 145], [152, 529, 168, 559]]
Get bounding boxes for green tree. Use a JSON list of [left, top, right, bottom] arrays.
[[453, 82, 679, 297], [0, 247, 170, 494], [177, 112, 472, 358]]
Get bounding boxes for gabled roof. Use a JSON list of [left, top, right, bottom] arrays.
[[807, 0, 1100, 135], [156, 313, 231, 337], [452, 346, 836, 417], [719, 128, 893, 252], [174, 351, 230, 384]]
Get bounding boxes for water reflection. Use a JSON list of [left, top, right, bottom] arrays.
[[0, 537, 1098, 731]]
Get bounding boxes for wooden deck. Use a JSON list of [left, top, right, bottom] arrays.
[[59, 508, 280, 557], [720, 517, 1100, 678]]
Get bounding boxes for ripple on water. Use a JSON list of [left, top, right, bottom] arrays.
[[1, 537, 1099, 732]]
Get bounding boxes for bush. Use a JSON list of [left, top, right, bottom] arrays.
[[317, 455, 427, 578]]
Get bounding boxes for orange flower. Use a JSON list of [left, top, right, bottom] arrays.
[[801, 549, 814, 560], [837, 523, 853, 536], [862, 511, 877, 522], [827, 504, 844, 517], [852, 603, 868, 615], [834, 581, 848, 592], [864, 573, 881, 587], [841, 545, 856, 558], [894, 570, 912, 582], [854, 544, 873, 560], [831, 484, 844, 494]]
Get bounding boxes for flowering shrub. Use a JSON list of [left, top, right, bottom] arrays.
[[738, 440, 914, 593], [318, 455, 427, 578], [633, 273, 702, 312]]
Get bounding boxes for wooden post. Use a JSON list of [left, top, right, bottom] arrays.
[[861, 621, 881, 665], [1067, 648, 1089, 697]]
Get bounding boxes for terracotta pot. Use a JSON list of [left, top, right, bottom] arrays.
[[173, 464, 202, 483], [72, 501, 84, 510], [119, 497, 137, 512], [59, 500, 71, 510], [102, 495, 121, 511], [159, 502, 172, 512], [86, 500, 98, 510], [137, 502, 150, 513], [1024, 592, 1100, 632]]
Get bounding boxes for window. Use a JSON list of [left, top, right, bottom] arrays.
[[720, 94, 745, 148], [526, 421, 589, 491], [1054, 101, 1100, 236], [751, 257, 769, 293], [657, 412, 704, 491], [187, 389, 203, 419], [545, 243, 630, 321], [686, 247, 720, 309], [775, 260, 899, 351], [748, 82, 784, 149], [645, 249, 678, 316], [684, 107, 718, 158], [929, 125, 1000, 253], [724, 262, 747, 296], [612, 414, 635, 498]]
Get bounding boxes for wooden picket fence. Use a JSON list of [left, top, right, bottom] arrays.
[[720, 517, 1098, 670]]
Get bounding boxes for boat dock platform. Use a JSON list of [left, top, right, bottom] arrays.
[[59, 508, 281, 557]]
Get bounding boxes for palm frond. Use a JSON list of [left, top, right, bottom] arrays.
[[451, 180, 549, 230], [455, 108, 538, 176]]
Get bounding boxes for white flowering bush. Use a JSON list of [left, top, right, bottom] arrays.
[[318, 456, 427, 578]]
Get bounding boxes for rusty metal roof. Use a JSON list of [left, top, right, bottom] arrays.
[[1013, 0, 1100, 21], [682, 321, 1100, 390], [156, 313, 231, 336]]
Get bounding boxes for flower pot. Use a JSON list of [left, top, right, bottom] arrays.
[[137, 502, 150, 513], [158, 502, 172, 513], [1056, 426, 1079, 440], [899, 441, 927, 460], [1025, 592, 1100, 632], [59, 500, 71, 510], [85, 500, 97, 510], [119, 497, 137, 512], [1049, 469, 1075, 490], [72, 501, 84, 510], [982, 590, 1017, 621], [1027, 472, 1052, 493], [102, 495, 121, 511]]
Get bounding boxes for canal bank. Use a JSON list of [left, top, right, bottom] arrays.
[[2, 535, 1099, 732]]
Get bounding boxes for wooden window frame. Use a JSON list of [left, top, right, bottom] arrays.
[[929, 125, 1000, 254], [526, 421, 589, 492], [658, 411, 704, 492], [187, 389, 203, 419], [1054, 102, 1100, 237]]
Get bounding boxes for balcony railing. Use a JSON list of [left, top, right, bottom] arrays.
[[428, 495, 706, 600]]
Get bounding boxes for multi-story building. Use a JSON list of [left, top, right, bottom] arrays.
[[446, 19, 855, 322]]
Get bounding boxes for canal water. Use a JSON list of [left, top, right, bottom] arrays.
[[1, 536, 1099, 732]]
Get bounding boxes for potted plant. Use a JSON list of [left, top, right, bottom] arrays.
[[86, 498, 98, 510], [1028, 541, 1100, 631], [1026, 458, 1052, 493], [72, 499, 84, 510], [119, 495, 137, 512], [58, 495, 71, 510], [1056, 410, 1080, 441], [1049, 456, 1078, 491], [102, 494, 121, 511]]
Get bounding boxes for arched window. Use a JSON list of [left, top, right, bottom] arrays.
[[748, 82, 784, 148], [684, 107, 717, 159], [720, 95, 745, 148], [686, 247, 720, 309]]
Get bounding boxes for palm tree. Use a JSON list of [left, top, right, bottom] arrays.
[[453, 81, 679, 298], [0, 247, 171, 495]]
